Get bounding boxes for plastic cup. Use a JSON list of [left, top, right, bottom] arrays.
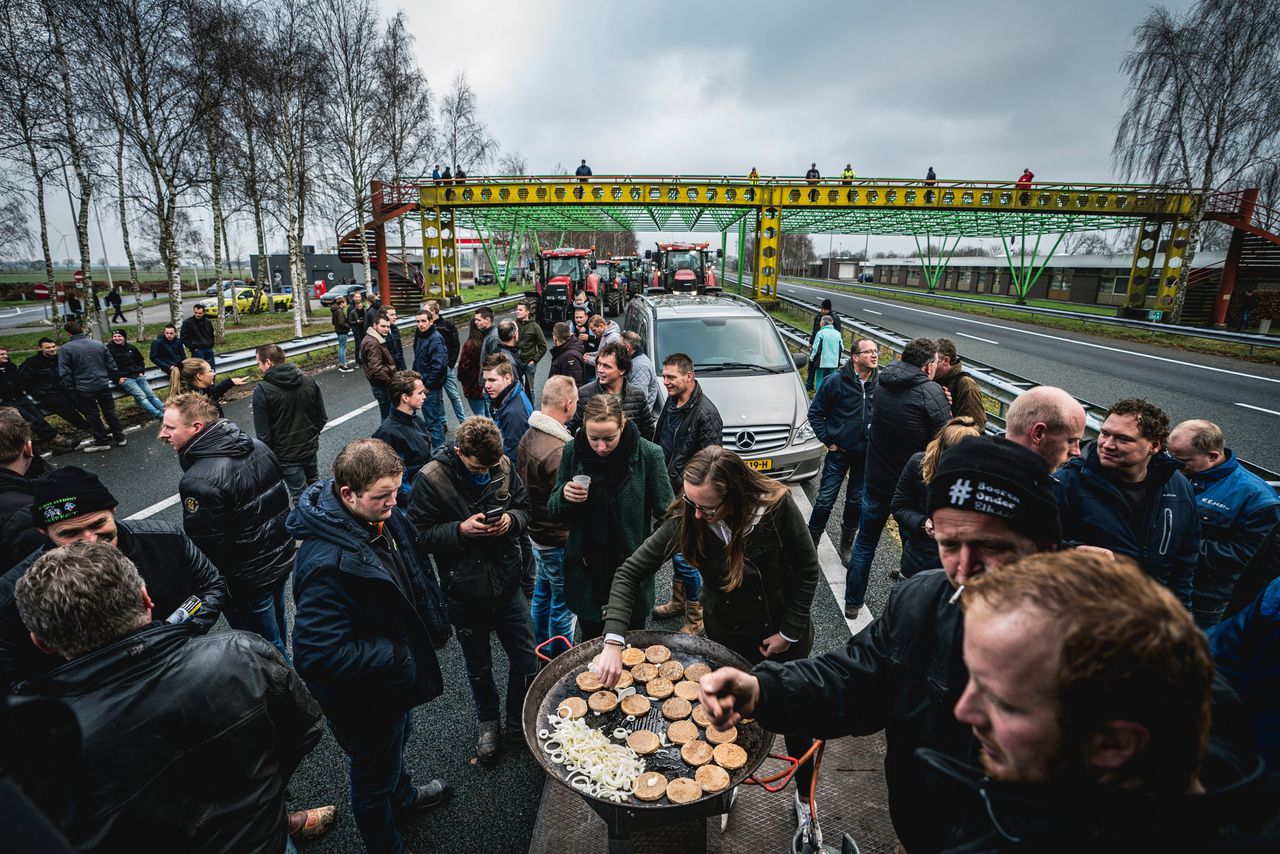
[[572, 475, 591, 493]]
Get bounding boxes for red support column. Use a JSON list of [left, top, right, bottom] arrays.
[[371, 181, 392, 307], [1211, 188, 1258, 327]]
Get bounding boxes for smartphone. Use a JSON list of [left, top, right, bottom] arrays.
[[482, 508, 505, 524]]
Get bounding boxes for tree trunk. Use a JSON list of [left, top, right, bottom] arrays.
[[27, 145, 59, 337], [115, 129, 144, 341], [208, 139, 226, 343]]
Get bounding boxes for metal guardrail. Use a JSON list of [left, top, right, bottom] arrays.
[[772, 291, 1280, 491], [112, 293, 525, 400], [778, 275, 1280, 354]]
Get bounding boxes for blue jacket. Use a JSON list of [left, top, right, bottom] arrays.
[[412, 327, 448, 390], [1185, 450, 1280, 614], [1052, 442, 1199, 607], [491, 381, 533, 463], [809, 361, 876, 452], [287, 481, 445, 729], [373, 408, 434, 501], [386, 325, 406, 371], [809, 325, 843, 369], [1209, 577, 1280, 772], [149, 334, 185, 372]]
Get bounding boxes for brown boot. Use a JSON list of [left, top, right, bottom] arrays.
[[679, 596, 704, 635], [654, 580, 685, 618]]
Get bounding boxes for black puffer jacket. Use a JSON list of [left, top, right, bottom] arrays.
[[864, 360, 950, 500], [0, 519, 227, 691], [890, 452, 939, 577], [568, 378, 656, 440], [16, 623, 323, 854], [18, 353, 64, 399], [654, 380, 723, 494], [432, 317, 460, 366], [408, 446, 530, 624], [251, 363, 327, 463], [106, 341, 147, 378], [0, 456, 51, 572], [177, 419, 293, 595]]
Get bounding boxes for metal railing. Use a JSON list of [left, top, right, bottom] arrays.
[[777, 275, 1280, 353], [772, 291, 1280, 491], [109, 293, 525, 400]]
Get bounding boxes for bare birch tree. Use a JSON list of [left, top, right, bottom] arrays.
[[437, 72, 498, 176]]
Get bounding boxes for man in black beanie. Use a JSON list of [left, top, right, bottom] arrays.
[[0, 465, 226, 690], [698, 436, 1064, 852]]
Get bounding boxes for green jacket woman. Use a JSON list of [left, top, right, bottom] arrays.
[[548, 394, 673, 637]]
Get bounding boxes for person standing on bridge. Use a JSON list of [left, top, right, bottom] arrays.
[[1016, 167, 1035, 204], [805, 163, 820, 183], [748, 166, 760, 183], [1166, 419, 1280, 627], [925, 166, 937, 203], [807, 337, 878, 563], [841, 163, 856, 184], [160, 392, 295, 661], [1052, 398, 1199, 609], [844, 337, 950, 619], [575, 159, 592, 181]]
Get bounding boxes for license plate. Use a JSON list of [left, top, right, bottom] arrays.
[[745, 458, 773, 472]]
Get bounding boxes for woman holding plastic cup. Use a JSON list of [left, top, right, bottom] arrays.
[[548, 394, 673, 639]]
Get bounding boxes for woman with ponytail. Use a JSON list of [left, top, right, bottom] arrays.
[[168, 357, 245, 417]]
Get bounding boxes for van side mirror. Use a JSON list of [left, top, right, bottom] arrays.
[[792, 351, 808, 369]]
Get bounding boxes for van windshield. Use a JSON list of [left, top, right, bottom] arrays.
[[655, 316, 793, 373]]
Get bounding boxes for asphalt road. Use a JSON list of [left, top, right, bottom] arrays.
[[779, 280, 1280, 472], [0, 295, 206, 332]]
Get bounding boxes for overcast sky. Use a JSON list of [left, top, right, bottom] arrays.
[[46, 0, 1196, 267]]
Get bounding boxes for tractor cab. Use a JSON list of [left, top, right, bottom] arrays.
[[528, 248, 599, 329], [611, 256, 644, 298], [646, 242, 722, 292], [592, 260, 627, 317]]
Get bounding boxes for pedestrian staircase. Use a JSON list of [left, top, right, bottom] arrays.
[[334, 184, 425, 312]]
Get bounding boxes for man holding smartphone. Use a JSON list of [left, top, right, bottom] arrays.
[[409, 416, 538, 766]]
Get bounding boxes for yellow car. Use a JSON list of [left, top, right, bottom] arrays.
[[269, 292, 294, 312], [198, 287, 269, 314]]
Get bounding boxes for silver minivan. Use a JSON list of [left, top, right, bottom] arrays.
[[622, 293, 823, 482]]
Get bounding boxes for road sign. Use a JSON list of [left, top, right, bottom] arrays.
[[33, 284, 49, 298], [73, 269, 84, 283], [1147, 310, 1164, 322]]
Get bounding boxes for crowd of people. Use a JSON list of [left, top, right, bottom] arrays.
[[0, 294, 1277, 853]]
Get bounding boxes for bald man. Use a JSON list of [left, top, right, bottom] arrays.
[[1003, 385, 1087, 470]]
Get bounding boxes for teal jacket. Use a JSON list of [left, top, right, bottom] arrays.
[[810, 325, 843, 369], [548, 435, 673, 623]]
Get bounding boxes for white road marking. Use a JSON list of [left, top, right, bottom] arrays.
[[125, 399, 381, 520], [788, 486, 873, 634], [1236, 403, 1280, 416], [862, 309, 882, 315], [789, 282, 1280, 386], [955, 332, 999, 345]]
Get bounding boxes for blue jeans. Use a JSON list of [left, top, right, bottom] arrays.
[[444, 367, 468, 421], [193, 347, 215, 368], [280, 457, 319, 506], [671, 553, 703, 599], [530, 546, 574, 657], [336, 332, 349, 366], [467, 398, 487, 417], [808, 449, 865, 535], [370, 385, 391, 420], [845, 489, 890, 610], [222, 573, 290, 661], [120, 376, 164, 418], [422, 387, 446, 446], [333, 712, 419, 854]]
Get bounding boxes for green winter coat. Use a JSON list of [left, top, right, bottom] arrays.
[[547, 435, 674, 623], [602, 494, 819, 658]]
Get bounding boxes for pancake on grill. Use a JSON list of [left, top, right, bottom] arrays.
[[631, 662, 659, 683], [633, 771, 668, 801], [683, 662, 712, 681], [644, 644, 672, 664], [557, 697, 588, 719], [626, 730, 661, 755], [695, 764, 731, 792], [646, 677, 674, 699], [615, 670, 634, 690], [673, 680, 700, 701], [713, 742, 748, 770], [588, 690, 618, 713], [666, 777, 703, 803], [576, 671, 603, 692], [691, 705, 712, 727], [680, 739, 713, 766], [662, 697, 692, 720], [667, 720, 699, 744], [621, 647, 647, 667], [658, 660, 684, 681], [620, 694, 651, 717], [706, 724, 737, 744]]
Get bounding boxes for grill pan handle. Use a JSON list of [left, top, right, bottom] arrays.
[[745, 739, 824, 793], [535, 635, 574, 662]]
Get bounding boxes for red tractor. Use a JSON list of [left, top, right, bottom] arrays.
[[527, 248, 600, 330], [647, 241, 721, 292], [591, 259, 627, 317]]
